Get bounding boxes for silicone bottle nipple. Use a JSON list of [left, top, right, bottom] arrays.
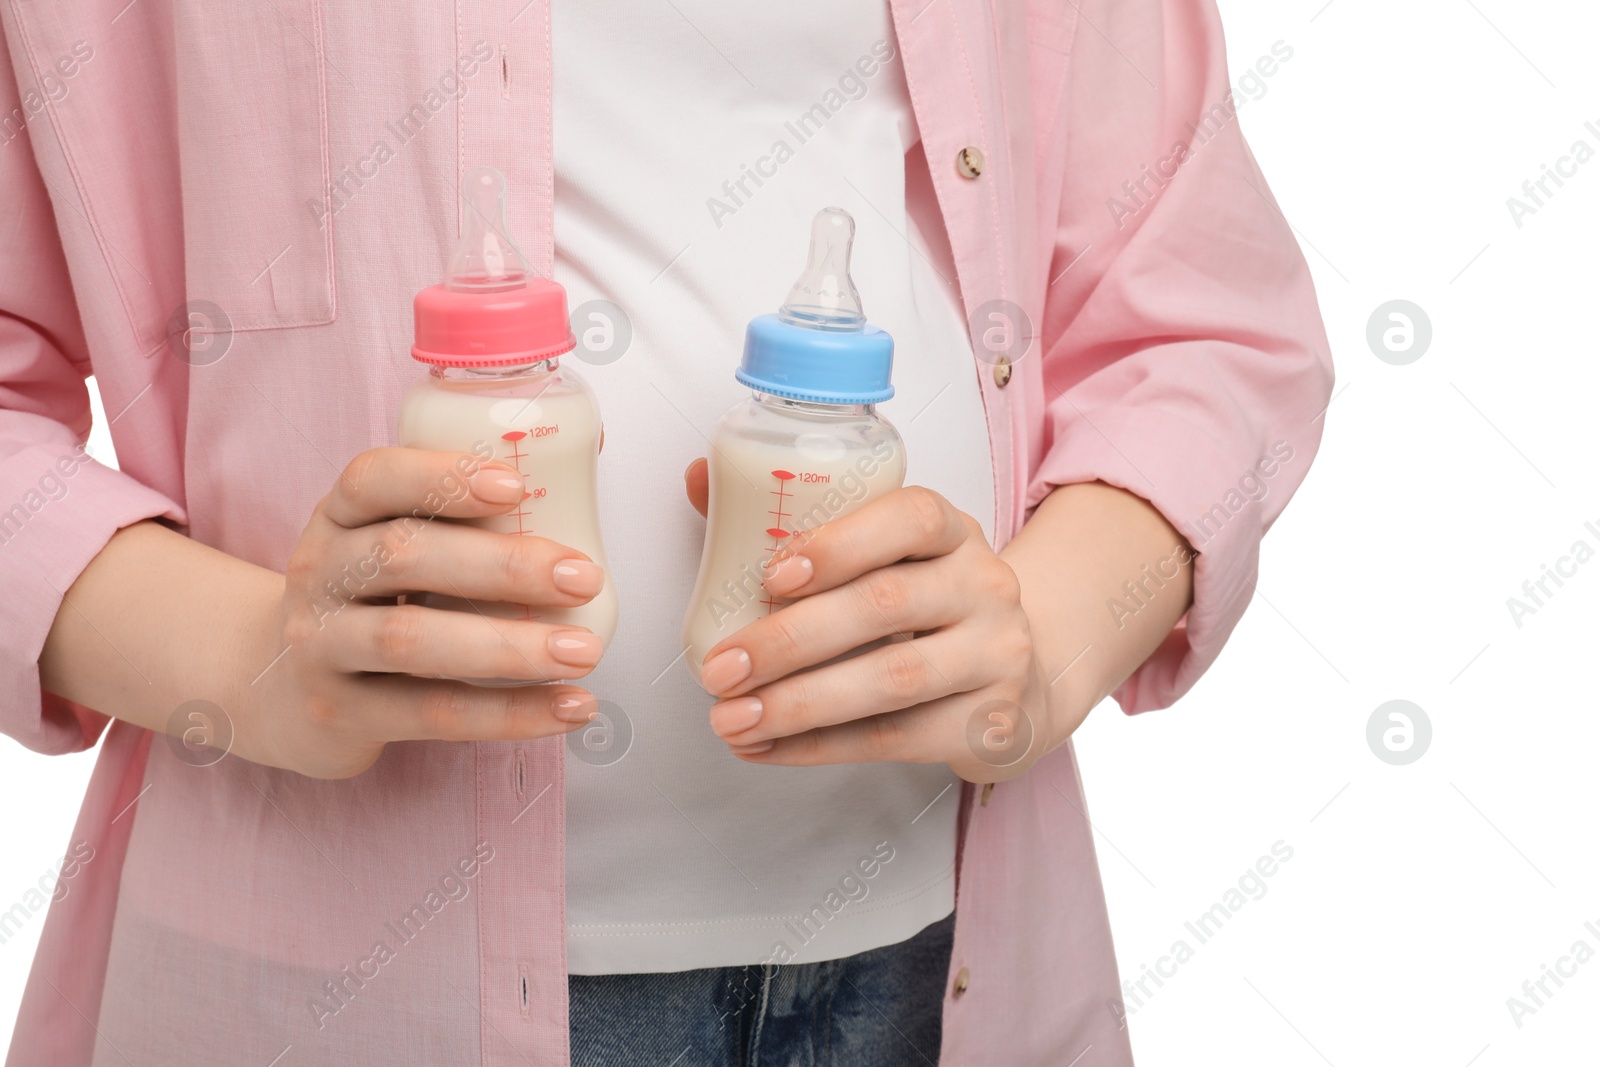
[[778, 207, 865, 331], [446, 167, 530, 293]]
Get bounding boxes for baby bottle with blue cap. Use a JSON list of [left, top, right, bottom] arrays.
[[683, 207, 906, 686]]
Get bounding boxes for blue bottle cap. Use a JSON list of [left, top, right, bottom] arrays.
[[736, 208, 894, 405]]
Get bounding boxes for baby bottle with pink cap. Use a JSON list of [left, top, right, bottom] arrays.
[[397, 167, 615, 681]]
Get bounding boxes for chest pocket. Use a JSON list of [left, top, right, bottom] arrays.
[[7, 0, 334, 354], [172, 0, 335, 334]]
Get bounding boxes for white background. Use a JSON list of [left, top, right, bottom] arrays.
[[1077, 0, 1600, 1064], [4, 0, 1598, 1062]]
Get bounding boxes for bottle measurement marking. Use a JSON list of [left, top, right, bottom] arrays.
[[760, 470, 798, 614], [500, 430, 544, 621], [501, 432, 530, 540]]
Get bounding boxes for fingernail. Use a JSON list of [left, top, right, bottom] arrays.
[[710, 696, 763, 738], [553, 690, 599, 724], [762, 554, 813, 595], [552, 559, 604, 597], [470, 467, 525, 505], [549, 631, 604, 668], [700, 648, 752, 694], [730, 740, 774, 756]]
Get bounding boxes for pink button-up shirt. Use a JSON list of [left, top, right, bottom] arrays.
[[0, 0, 1331, 1063]]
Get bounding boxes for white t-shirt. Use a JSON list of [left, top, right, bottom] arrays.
[[554, 0, 996, 974]]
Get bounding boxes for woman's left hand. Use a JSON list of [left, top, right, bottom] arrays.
[[686, 462, 1052, 783]]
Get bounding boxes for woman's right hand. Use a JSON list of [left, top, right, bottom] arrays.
[[246, 447, 606, 778]]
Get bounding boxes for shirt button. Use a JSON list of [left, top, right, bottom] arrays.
[[992, 356, 1012, 388], [956, 146, 985, 179], [953, 966, 971, 997]]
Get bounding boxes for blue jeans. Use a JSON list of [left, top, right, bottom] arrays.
[[568, 913, 953, 1066]]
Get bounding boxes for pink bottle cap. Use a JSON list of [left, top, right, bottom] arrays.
[[412, 167, 575, 367]]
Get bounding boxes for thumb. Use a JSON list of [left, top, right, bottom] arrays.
[[683, 457, 709, 518]]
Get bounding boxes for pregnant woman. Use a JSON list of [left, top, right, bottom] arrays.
[[0, 1, 1330, 1064]]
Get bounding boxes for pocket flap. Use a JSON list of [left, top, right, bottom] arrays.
[[173, 0, 334, 331]]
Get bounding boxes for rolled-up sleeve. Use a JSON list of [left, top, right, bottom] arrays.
[[1026, 0, 1334, 712], [1, 40, 179, 754]]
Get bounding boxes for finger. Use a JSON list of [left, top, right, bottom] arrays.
[[709, 630, 989, 744], [684, 457, 708, 518], [730, 704, 931, 767], [761, 485, 970, 598], [326, 604, 603, 682], [321, 447, 524, 529], [361, 676, 601, 743], [700, 558, 965, 696], [731, 688, 1038, 779], [331, 523, 603, 605]]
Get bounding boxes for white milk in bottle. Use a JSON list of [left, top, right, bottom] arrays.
[[683, 208, 904, 685], [397, 167, 616, 683]]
